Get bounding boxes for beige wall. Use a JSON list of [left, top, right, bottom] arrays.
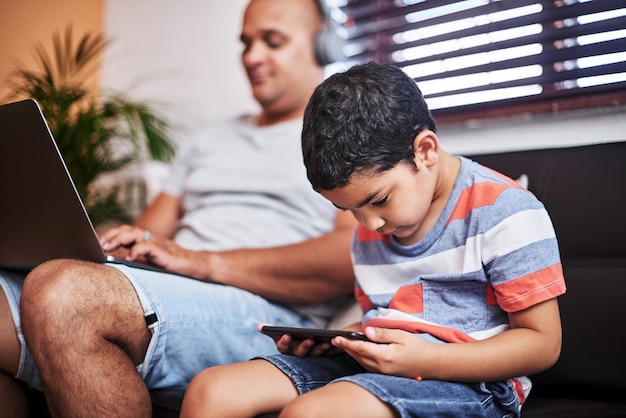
[[0, 0, 103, 101]]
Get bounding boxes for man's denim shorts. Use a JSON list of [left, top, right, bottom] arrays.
[[259, 352, 521, 417], [1, 263, 318, 391]]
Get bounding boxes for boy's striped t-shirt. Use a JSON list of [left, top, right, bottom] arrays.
[[352, 156, 566, 402]]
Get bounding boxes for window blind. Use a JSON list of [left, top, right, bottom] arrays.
[[332, 0, 626, 118]]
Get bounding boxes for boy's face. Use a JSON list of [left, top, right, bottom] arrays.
[[321, 162, 437, 246]]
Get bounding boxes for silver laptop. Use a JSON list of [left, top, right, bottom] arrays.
[[0, 98, 175, 275]]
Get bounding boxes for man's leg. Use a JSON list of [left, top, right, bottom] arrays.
[[0, 287, 29, 418], [21, 259, 152, 418]]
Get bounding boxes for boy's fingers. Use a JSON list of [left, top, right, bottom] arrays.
[[365, 326, 406, 344]]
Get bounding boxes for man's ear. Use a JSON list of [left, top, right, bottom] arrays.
[[412, 130, 439, 167]]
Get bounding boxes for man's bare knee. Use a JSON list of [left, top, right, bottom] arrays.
[[24, 259, 139, 316], [22, 260, 119, 328], [22, 259, 86, 310], [21, 259, 150, 365]]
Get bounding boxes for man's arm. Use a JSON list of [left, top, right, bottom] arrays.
[[134, 192, 182, 238], [200, 210, 357, 303], [99, 192, 183, 253], [124, 210, 357, 303]]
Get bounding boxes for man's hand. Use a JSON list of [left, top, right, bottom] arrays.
[[100, 224, 151, 253], [100, 224, 210, 280]]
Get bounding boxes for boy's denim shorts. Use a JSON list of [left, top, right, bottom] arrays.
[[0, 264, 318, 391], [259, 353, 521, 418]]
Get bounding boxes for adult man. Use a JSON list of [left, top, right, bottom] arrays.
[[0, 0, 355, 416]]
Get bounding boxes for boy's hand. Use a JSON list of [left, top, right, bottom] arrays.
[[333, 326, 431, 379], [257, 324, 342, 357]]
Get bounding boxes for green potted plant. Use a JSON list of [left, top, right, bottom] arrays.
[[3, 25, 176, 227]]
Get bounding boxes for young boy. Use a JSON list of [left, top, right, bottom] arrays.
[[180, 62, 566, 418]]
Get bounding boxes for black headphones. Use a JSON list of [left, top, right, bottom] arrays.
[[314, 0, 345, 65]]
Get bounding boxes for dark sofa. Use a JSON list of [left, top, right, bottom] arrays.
[[32, 141, 626, 417], [469, 141, 626, 417]]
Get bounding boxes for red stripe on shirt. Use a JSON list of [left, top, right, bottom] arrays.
[[355, 286, 375, 312], [365, 318, 477, 344], [486, 285, 498, 306], [447, 182, 511, 224], [495, 263, 566, 312], [389, 283, 424, 313]]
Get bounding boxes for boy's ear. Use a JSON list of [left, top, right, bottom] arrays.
[[412, 130, 439, 167]]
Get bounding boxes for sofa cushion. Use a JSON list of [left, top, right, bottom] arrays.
[[466, 143, 626, 416], [469, 141, 626, 260], [151, 389, 184, 418], [530, 261, 626, 394], [522, 397, 626, 417]]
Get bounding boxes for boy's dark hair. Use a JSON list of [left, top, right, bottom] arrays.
[[302, 61, 436, 191]]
